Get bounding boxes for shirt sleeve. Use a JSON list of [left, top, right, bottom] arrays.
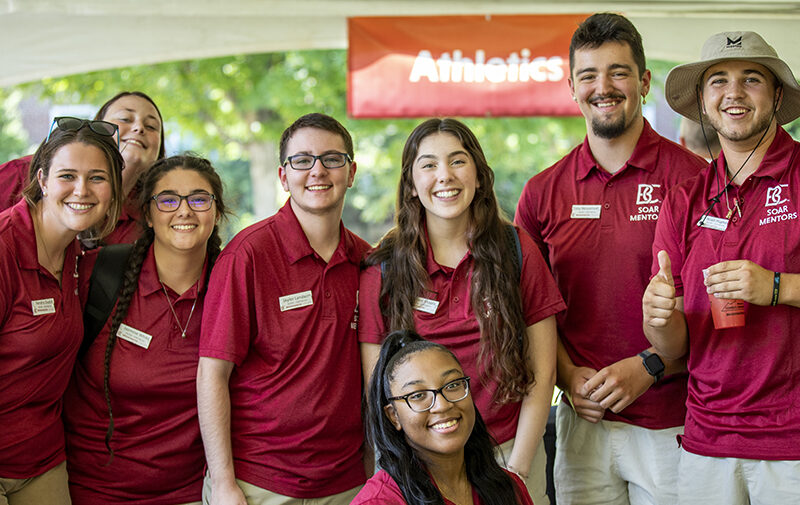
[[518, 227, 566, 326], [357, 264, 387, 344], [514, 179, 550, 264], [652, 187, 686, 296], [199, 246, 255, 365]]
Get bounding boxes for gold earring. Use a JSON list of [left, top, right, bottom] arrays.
[[572, 96, 577, 102], [642, 95, 647, 105]]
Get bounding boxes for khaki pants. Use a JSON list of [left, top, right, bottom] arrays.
[[496, 437, 549, 505], [554, 404, 683, 505], [0, 461, 71, 505], [202, 473, 361, 505], [679, 449, 800, 505]]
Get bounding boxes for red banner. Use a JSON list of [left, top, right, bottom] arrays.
[[348, 15, 587, 118]]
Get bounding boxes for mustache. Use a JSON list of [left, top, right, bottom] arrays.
[[588, 93, 626, 104]]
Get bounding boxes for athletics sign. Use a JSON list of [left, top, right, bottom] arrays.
[[347, 15, 586, 118]]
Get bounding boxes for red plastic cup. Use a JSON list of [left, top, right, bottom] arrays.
[[708, 294, 745, 329]]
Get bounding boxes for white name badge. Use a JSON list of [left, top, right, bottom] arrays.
[[31, 298, 56, 316], [279, 290, 313, 312], [117, 323, 153, 349], [414, 297, 440, 314], [571, 205, 602, 219], [697, 215, 729, 232]]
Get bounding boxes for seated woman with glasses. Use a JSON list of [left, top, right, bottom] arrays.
[[0, 120, 123, 504], [352, 330, 534, 505], [62, 155, 227, 505], [359, 118, 564, 504], [1, 91, 166, 245]]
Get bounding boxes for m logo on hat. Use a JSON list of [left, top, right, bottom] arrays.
[[726, 36, 742, 48]]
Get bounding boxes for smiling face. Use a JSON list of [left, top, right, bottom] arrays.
[[384, 348, 475, 465], [701, 60, 779, 145], [101, 95, 163, 190], [278, 127, 356, 220], [411, 132, 478, 231], [38, 142, 114, 237], [570, 41, 651, 139], [147, 168, 218, 256]]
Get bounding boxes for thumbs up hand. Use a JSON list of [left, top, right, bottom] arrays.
[[643, 250, 677, 327]]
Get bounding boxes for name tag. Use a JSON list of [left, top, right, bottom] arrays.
[[117, 323, 153, 349], [31, 298, 56, 316], [414, 297, 440, 314], [571, 205, 602, 219], [697, 215, 728, 231], [279, 290, 313, 312]]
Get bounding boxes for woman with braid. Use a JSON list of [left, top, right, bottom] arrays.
[[63, 155, 227, 505], [359, 118, 564, 504]]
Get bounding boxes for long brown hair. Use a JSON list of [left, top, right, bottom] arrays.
[[365, 118, 531, 403]]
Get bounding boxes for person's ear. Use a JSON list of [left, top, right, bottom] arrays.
[[383, 404, 402, 431]]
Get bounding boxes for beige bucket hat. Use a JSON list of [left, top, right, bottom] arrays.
[[665, 31, 800, 125]]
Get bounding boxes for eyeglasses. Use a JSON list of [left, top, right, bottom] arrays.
[[387, 377, 471, 413], [283, 152, 351, 170], [45, 117, 120, 149], [151, 191, 216, 212]]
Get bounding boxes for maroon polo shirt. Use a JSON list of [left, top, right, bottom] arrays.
[[0, 200, 83, 478], [515, 120, 705, 429], [64, 245, 207, 504], [351, 469, 533, 505], [0, 156, 31, 211], [358, 227, 565, 444], [653, 126, 800, 460], [200, 200, 370, 498]]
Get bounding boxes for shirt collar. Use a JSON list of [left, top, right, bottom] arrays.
[[275, 199, 360, 266], [576, 119, 659, 180], [138, 242, 210, 299], [715, 126, 796, 183], [422, 225, 472, 275]]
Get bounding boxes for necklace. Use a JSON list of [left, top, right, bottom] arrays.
[[160, 281, 198, 338]]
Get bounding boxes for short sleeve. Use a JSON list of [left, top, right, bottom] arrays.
[[357, 264, 387, 344], [518, 227, 566, 326]]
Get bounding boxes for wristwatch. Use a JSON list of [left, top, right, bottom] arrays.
[[638, 350, 665, 383]]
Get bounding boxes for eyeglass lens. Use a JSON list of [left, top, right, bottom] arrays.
[[155, 193, 214, 212], [406, 378, 470, 412], [288, 153, 348, 170]]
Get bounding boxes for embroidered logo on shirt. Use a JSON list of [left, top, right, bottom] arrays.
[[760, 184, 796, 226], [31, 298, 56, 316], [351, 290, 359, 330], [279, 290, 313, 312], [630, 184, 661, 222]]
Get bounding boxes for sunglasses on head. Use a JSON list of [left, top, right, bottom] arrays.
[[45, 117, 120, 149]]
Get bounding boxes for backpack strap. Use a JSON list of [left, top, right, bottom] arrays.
[[81, 243, 134, 358]]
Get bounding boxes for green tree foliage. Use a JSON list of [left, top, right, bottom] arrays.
[[24, 49, 587, 243], [0, 90, 29, 162]]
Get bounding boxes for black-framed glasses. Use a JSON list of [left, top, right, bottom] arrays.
[[151, 191, 216, 212], [45, 117, 120, 149], [283, 152, 351, 170], [388, 377, 471, 412]]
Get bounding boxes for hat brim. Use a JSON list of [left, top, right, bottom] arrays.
[[666, 56, 800, 125]]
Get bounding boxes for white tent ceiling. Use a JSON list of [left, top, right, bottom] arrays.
[[1, 0, 799, 87]]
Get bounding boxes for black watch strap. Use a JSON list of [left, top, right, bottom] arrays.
[[638, 350, 665, 383]]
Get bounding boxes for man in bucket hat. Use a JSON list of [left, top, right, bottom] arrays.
[[644, 31, 800, 504]]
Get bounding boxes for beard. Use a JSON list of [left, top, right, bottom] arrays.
[[591, 113, 628, 139], [704, 108, 773, 143]]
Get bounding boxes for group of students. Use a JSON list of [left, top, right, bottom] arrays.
[[1, 10, 799, 505]]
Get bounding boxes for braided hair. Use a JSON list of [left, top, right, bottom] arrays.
[[101, 154, 227, 460], [367, 330, 527, 505]]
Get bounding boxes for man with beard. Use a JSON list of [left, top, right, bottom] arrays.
[[644, 31, 800, 504], [515, 13, 706, 505]]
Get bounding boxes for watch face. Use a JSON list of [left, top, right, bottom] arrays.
[[644, 353, 665, 375]]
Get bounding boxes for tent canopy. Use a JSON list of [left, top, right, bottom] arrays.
[[2, 0, 799, 87]]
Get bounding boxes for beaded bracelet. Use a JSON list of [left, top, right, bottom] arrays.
[[771, 272, 781, 306]]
